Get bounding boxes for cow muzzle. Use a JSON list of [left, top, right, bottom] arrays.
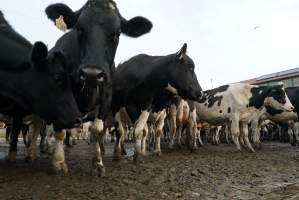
[[79, 65, 106, 87]]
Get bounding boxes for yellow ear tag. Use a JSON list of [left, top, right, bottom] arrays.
[[55, 15, 67, 32]]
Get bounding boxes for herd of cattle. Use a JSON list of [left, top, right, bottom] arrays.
[[1, 0, 299, 177]]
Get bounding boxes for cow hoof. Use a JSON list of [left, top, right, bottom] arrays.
[[91, 166, 105, 177], [248, 148, 255, 153], [6, 151, 17, 163], [153, 150, 162, 156], [133, 152, 144, 164], [24, 155, 36, 163], [52, 162, 68, 174], [253, 143, 262, 150]]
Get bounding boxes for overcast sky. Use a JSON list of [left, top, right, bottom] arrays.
[[2, 0, 299, 89]]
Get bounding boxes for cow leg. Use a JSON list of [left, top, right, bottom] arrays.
[[197, 128, 203, 146], [141, 123, 149, 155], [90, 119, 105, 177], [287, 122, 295, 146], [230, 119, 241, 151], [189, 109, 198, 151], [215, 126, 221, 145], [45, 125, 54, 154], [251, 118, 262, 149], [8, 117, 22, 162], [168, 104, 177, 149], [39, 124, 47, 153], [134, 111, 150, 162], [154, 109, 166, 156], [293, 122, 299, 146], [21, 124, 29, 147], [241, 122, 255, 153], [225, 125, 230, 144], [52, 130, 68, 173], [114, 111, 125, 159], [5, 126, 11, 144], [26, 116, 43, 161], [176, 124, 183, 149]]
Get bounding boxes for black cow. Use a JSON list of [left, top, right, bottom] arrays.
[[0, 11, 81, 160], [43, 0, 152, 175], [112, 43, 202, 161]]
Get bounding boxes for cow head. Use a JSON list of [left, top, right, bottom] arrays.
[[264, 85, 294, 112], [167, 43, 203, 101], [30, 42, 82, 129], [45, 0, 152, 88]]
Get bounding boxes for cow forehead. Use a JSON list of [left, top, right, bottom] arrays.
[[87, 0, 117, 11]]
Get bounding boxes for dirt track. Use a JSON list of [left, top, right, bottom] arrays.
[[0, 139, 299, 200]]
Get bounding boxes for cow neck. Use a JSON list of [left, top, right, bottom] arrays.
[[146, 55, 172, 92], [0, 68, 32, 113], [249, 86, 270, 109]]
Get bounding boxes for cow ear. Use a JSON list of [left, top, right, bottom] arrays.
[[176, 43, 187, 61], [31, 42, 48, 70], [45, 3, 79, 30], [121, 16, 153, 37]]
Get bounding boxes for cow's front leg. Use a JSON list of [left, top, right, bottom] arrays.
[[8, 116, 22, 162], [293, 122, 299, 146], [114, 111, 125, 159], [134, 111, 150, 162], [26, 116, 43, 161], [90, 119, 105, 177], [168, 105, 177, 149], [52, 130, 68, 173], [154, 109, 166, 156], [141, 124, 149, 155]]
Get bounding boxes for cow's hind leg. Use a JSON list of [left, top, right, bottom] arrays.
[[240, 122, 255, 153]]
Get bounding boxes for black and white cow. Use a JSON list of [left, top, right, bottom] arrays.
[[0, 11, 82, 161], [195, 83, 294, 152], [42, 0, 152, 175], [285, 87, 299, 145], [112, 44, 202, 161]]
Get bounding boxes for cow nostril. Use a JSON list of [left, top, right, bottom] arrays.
[[290, 107, 294, 111]]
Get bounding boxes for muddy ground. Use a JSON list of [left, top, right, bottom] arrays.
[[0, 137, 299, 200]]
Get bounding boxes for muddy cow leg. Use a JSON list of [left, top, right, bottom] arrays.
[[141, 123, 149, 156], [293, 122, 299, 146], [134, 111, 150, 162], [26, 116, 43, 161], [90, 119, 105, 177], [52, 130, 68, 173], [287, 121, 295, 146], [240, 122, 255, 153], [154, 109, 166, 156], [168, 104, 177, 149], [114, 111, 125, 159], [230, 117, 241, 151], [8, 116, 22, 162]]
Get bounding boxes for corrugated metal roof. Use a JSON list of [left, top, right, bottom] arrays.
[[256, 67, 299, 81]]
